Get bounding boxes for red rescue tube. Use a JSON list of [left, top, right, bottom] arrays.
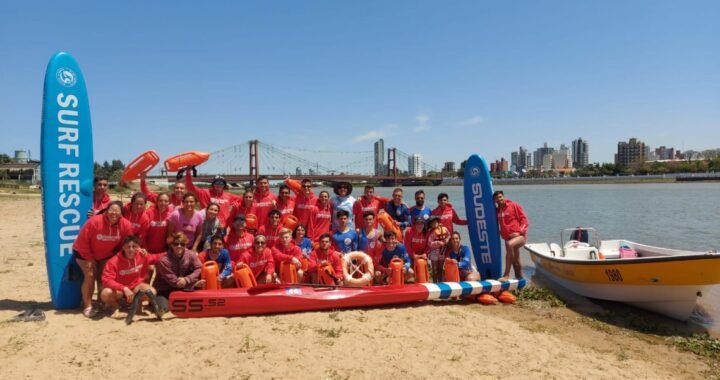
[[390, 258, 404, 286], [279, 261, 298, 284], [121, 150, 160, 184], [233, 266, 257, 288], [163, 151, 210, 172], [201, 261, 220, 290], [377, 211, 402, 240], [414, 257, 429, 283], [443, 258, 460, 282]]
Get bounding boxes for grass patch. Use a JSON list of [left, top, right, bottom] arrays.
[[517, 286, 565, 307], [236, 335, 267, 354], [670, 334, 720, 360], [316, 327, 348, 338], [328, 311, 341, 321], [616, 347, 628, 361]]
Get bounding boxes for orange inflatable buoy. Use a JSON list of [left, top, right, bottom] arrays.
[[285, 178, 302, 193], [245, 214, 258, 230], [279, 261, 299, 284], [477, 293, 498, 305], [498, 291, 517, 304], [318, 262, 336, 285], [233, 266, 257, 288], [163, 151, 210, 172], [121, 150, 160, 184], [389, 258, 405, 286], [201, 261, 220, 290], [282, 215, 299, 231], [443, 258, 460, 282], [377, 211, 402, 240], [414, 257, 430, 283]]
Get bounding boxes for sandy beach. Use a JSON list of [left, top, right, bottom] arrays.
[[0, 192, 716, 379]]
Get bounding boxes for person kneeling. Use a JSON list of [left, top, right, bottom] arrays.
[[198, 235, 235, 288], [376, 232, 415, 285], [154, 232, 204, 314], [308, 233, 344, 285], [100, 235, 164, 323], [446, 232, 480, 281]]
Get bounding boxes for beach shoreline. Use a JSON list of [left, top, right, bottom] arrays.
[[0, 194, 717, 379]]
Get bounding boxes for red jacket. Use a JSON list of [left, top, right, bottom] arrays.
[[140, 178, 182, 207], [497, 199, 529, 240], [258, 223, 282, 249], [92, 192, 111, 214], [123, 203, 150, 245], [308, 247, 343, 278], [185, 172, 241, 228], [352, 196, 389, 229], [276, 197, 295, 218], [403, 227, 428, 259], [286, 179, 317, 228], [144, 206, 171, 253], [309, 203, 333, 241], [102, 251, 162, 291], [238, 248, 275, 279], [72, 214, 134, 261], [431, 204, 467, 234], [253, 189, 277, 227], [272, 243, 303, 272], [226, 201, 257, 227], [224, 230, 254, 262]]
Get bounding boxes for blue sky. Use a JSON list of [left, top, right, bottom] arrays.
[[2, 1, 718, 169]]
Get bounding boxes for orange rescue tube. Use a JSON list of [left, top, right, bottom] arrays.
[[317, 262, 336, 285], [377, 211, 402, 240], [279, 261, 299, 284], [443, 258, 460, 282], [498, 291, 517, 304], [163, 151, 210, 172], [121, 150, 160, 184], [245, 214, 258, 230], [285, 178, 302, 193], [390, 258, 405, 286], [234, 266, 257, 288], [282, 215, 299, 231], [201, 261, 220, 290], [414, 257, 430, 283], [477, 293, 498, 305]]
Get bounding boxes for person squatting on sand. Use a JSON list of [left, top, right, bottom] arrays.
[[494, 190, 529, 281]]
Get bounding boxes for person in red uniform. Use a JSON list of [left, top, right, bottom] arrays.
[[73, 201, 134, 318], [100, 235, 163, 317], [140, 174, 185, 208], [225, 215, 254, 262], [308, 233, 344, 285], [145, 193, 172, 253], [122, 193, 150, 245], [258, 209, 283, 248], [286, 178, 316, 228], [431, 192, 467, 235], [494, 190, 529, 281], [404, 216, 428, 261], [253, 176, 277, 227], [272, 228, 304, 282], [309, 190, 333, 242], [226, 189, 257, 228], [185, 172, 241, 228], [352, 185, 390, 229], [236, 235, 275, 284], [88, 176, 111, 218], [275, 185, 295, 217]]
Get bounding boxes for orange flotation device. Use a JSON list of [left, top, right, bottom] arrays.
[[414, 257, 429, 283], [285, 178, 302, 193], [279, 261, 299, 284], [163, 151, 210, 172], [282, 215, 299, 231], [317, 262, 336, 285], [498, 291, 517, 304], [443, 258, 460, 282], [121, 150, 160, 184], [233, 265, 257, 288], [201, 261, 220, 290], [245, 214, 258, 231], [377, 211, 402, 240], [342, 251, 374, 287], [389, 258, 405, 286], [477, 293, 498, 305]]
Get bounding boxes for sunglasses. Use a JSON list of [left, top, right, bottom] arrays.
[[303, 185, 312, 189], [254, 241, 266, 245], [171, 242, 184, 247]]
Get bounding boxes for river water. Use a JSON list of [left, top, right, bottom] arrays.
[[336, 182, 720, 332]]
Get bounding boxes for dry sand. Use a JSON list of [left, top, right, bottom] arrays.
[[0, 193, 715, 379]]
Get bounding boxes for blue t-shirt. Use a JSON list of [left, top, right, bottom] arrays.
[[380, 243, 411, 270], [386, 202, 411, 229], [296, 237, 313, 258], [447, 245, 473, 271], [332, 228, 359, 254], [203, 248, 234, 279], [409, 206, 432, 223]]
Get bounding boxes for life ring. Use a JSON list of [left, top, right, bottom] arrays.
[[121, 150, 159, 183], [342, 251, 374, 287], [163, 151, 210, 172], [377, 211, 402, 240]]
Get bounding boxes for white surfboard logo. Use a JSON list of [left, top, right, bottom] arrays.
[[470, 166, 480, 177], [56, 67, 77, 87]]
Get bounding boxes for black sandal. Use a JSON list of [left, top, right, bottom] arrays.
[[125, 291, 145, 325], [144, 290, 164, 321]]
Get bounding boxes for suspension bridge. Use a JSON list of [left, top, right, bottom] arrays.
[[150, 140, 444, 186]]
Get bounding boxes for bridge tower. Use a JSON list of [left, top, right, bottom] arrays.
[[387, 148, 398, 185], [249, 140, 259, 184]]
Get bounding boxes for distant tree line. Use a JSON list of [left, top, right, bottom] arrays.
[[94, 160, 125, 182]]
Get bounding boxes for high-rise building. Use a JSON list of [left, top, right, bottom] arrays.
[[510, 151, 518, 171], [518, 146, 529, 170], [615, 138, 645, 166], [408, 154, 423, 177], [654, 146, 675, 160], [373, 139, 385, 176], [572, 138, 589, 168], [442, 161, 456, 173], [533, 143, 554, 170]]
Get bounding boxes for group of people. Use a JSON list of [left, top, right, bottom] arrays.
[[71, 171, 529, 320]]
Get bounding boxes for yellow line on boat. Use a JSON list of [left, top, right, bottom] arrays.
[[529, 254, 720, 286]]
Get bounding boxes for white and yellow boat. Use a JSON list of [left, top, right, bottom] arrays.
[[524, 228, 720, 320]]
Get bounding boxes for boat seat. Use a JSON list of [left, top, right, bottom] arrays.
[[563, 241, 599, 259]]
